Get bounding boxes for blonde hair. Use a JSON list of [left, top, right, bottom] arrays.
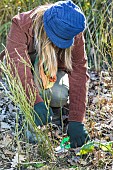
[[31, 4, 72, 77]]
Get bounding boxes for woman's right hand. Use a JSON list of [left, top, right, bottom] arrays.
[[34, 102, 53, 126]]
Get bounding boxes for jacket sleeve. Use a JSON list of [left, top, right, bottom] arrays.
[[68, 33, 89, 122], [6, 16, 43, 104]]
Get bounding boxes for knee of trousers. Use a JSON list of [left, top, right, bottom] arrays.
[[47, 84, 69, 107]]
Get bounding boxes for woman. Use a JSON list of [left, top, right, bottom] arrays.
[[2, 0, 90, 147]]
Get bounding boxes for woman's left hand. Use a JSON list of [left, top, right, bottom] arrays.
[[67, 121, 90, 148]]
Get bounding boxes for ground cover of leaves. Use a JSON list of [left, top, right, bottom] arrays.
[[0, 70, 113, 170]]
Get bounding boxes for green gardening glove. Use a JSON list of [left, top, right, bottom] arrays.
[[34, 102, 53, 126], [67, 121, 90, 148]]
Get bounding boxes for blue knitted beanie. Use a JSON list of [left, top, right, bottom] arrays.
[[43, 0, 86, 49]]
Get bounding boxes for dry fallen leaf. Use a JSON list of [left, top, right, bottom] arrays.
[[93, 150, 105, 165], [11, 152, 26, 168]]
